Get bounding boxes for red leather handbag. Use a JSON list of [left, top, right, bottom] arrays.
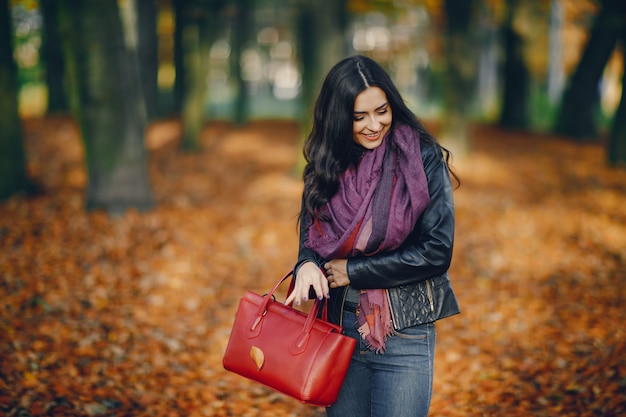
[[223, 271, 356, 407]]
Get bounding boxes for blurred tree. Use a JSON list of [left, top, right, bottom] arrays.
[[475, 2, 499, 119], [440, 0, 478, 155], [0, 0, 32, 200], [555, 0, 626, 140], [40, 0, 69, 113], [546, 0, 564, 104], [172, 0, 185, 114], [499, 0, 529, 129], [607, 25, 626, 166], [294, 0, 348, 173], [57, 0, 154, 214], [135, 0, 159, 121], [297, 0, 347, 103], [231, 0, 252, 126], [176, 0, 227, 150]]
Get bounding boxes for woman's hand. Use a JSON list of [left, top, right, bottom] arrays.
[[325, 259, 350, 289], [285, 262, 329, 306]]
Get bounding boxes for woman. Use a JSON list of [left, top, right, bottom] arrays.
[[285, 55, 460, 417]]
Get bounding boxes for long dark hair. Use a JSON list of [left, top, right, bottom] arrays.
[[300, 55, 455, 222]]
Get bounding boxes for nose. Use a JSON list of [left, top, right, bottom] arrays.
[[366, 115, 381, 131]]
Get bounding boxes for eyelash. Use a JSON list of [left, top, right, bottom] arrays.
[[354, 109, 388, 121]]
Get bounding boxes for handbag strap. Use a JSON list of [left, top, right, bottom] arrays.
[[247, 270, 336, 354], [263, 270, 329, 316], [290, 297, 323, 354], [253, 270, 330, 326]]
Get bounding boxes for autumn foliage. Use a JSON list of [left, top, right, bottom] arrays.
[[1, 117, 625, 416]]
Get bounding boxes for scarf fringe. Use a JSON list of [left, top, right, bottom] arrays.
[[356, 289, 393, 353]]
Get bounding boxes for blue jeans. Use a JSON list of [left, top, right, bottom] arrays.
[[327, 310, 436, 417]]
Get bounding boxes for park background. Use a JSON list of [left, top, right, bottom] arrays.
[[1, 0, 625, 416]]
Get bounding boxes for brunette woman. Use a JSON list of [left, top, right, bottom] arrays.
[[286, 55, 460, 417]]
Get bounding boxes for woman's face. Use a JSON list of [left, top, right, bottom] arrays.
[[352, 86, 392, 150]]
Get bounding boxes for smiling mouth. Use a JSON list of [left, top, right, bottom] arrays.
[[363, 131, 381, 140]]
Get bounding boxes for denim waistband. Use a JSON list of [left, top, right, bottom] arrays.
[[343, 301, 358, 313]]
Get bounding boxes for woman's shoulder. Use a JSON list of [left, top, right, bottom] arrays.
[[420, 137, 442, 161], [395, 123, 438, 150]]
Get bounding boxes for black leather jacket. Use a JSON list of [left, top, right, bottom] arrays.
[[295, 139, 460, 331]]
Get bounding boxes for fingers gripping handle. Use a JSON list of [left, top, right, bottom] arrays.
[[248, 271, 329, 355]]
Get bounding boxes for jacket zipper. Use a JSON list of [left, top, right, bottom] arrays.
[[386, 290, 399, 329], [426, 280, 434, 313], [339, 288, 349, 327]]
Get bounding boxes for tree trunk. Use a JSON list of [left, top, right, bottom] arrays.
[[298, 0, 346, 103], [607, 25, 626, 167], [172, 0, 185, 115], [178, 1, 227, 150], [179, 4, 213, 151], [547, 0, 565, 104], [40, 0, 69, 113], [135, 0, 159, 121], [440, 0, 477, 156], [58, 0, 154, 214], [295, 0, 347, 173], [554, 0, 626, 140], [231, 0, 252, 126], [180, 19, 206, 151], [499, 0, 529, 129], [0, 0, 31, 200], [475, 3, 499, 118]]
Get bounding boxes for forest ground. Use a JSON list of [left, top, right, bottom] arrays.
[[1, 117, 625, 417]]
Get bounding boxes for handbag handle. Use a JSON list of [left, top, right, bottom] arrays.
[[286, 272, 330, 322], [261, 270, 329, 317], [249, 270, 331, 354], [290, 296, 323, 354]]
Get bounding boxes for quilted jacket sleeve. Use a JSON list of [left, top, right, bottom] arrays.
[[346, 141, 455, 289]]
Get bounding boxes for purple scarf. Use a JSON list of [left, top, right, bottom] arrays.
[[306, 124, 430, 351]]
